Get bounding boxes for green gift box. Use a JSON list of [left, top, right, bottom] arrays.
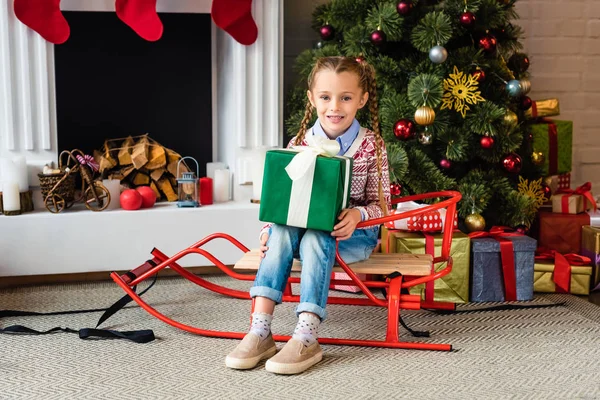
[[381, 227, 470, 303], [530, 119, 572, 176], [259, 149, 352, 231]]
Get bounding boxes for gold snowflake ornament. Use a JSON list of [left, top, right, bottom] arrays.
[[441, 66, 486, 118], [518, 176, 546, 209]]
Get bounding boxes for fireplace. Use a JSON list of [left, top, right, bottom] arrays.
[[0, 0, 283, 277]]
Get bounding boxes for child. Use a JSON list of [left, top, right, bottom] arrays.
[[226, 56, 391, 374]]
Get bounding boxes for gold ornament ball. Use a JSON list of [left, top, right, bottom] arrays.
[[531, 151, 545, 166], [465, 213, 486, 232], [414, 106, 436, 126], [503, 110, 518, 128]]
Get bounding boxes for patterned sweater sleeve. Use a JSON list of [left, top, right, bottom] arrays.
[[361, 138, 391, 220]]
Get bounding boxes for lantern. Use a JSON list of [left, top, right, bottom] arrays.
[[177, 156, 200, 207]]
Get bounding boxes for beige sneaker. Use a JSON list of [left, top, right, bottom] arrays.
[[225, 332, 277, 370], [265, 338, 323, 375]]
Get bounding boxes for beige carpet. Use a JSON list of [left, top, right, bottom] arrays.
[[2, 274, 600, 399]]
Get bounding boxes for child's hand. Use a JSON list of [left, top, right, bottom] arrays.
[[332, 208, 362, 241], [259, 232, 269, 258]]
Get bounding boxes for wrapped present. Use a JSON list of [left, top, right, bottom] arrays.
[[530, 120, 572, 176], [524, 98, 560, 120], [551, 182, 596, 214], [581, 226, 600, 290], [381, 227, 470, 303], [384, 201, 458, 232], [538, 211, 590, 254], [534, 251, 592, 295], [470, 228, 537, 302], [544, 172, 571, 194], [259, 137, 352, 231]]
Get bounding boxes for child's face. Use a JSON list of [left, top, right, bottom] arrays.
[[307, 70, 369, 138]]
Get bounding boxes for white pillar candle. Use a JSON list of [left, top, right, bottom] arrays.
[[206, 162, 227, 180], [12, 156, 29, 192], [102, 179, 122, 210], [0, 158, 18, 191], [213, 169, 230, 203], [2, 181, 21, 212]]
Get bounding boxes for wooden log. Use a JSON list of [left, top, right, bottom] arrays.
[[157, 177, 178, 202], [150, 168, 166, 182], [93, 149, 117, 173], [131, 136, 150, 169], [118, 136, 134, 165], [145, 144, 167, 170], [132, 172, 150, 186], [150, 181, 161, 199]]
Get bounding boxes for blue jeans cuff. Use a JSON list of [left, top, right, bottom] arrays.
[[296, 302, 327, 321], [250, 286, 283, 304]]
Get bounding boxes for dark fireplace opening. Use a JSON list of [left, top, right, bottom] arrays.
[[54, 11, 212, 178]]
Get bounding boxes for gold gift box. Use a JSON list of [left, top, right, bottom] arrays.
[[533, 262, 592, 295], [525, 98, 560, 119], [582, 225, 600, 287], [551, 193, 594, 214]]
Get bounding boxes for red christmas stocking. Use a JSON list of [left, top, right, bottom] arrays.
[[13, 0, 70, 44], [211, 0, 258, 46], [115, 0, 163, 42]]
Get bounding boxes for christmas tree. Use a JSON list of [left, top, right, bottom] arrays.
[[286, 0, 547, 232]]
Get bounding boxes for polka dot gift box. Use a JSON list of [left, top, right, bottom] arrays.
[[384, 201, 458, 232]]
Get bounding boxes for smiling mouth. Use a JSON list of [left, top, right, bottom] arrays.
[[327, 116, 344, 123]]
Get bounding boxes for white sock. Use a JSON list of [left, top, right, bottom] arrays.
[[249, 312, 273, 341], [292, 312, 320, 347]]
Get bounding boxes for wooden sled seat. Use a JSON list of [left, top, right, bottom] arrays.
[[234, 249, 432, 276]]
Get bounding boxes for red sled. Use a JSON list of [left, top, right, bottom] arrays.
[[111, 191, 461, 351]]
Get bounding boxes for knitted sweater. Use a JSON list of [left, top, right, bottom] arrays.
[[260, 127, 391, 235]]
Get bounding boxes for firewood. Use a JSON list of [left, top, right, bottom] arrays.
[[150, 181, 161, 199], [104, 140, 118, 166], [158, 177, 178, 202], [150, 168, 166, 182], [145, 144, 167, 170], [118, 136, 134, 165], [93, 149, 117, 173], [133, 172, 150, 186], [131, 136, 150, 169]]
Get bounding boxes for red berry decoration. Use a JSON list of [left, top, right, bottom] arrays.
[[515, 225, 529, 234], [120, 189, 143, 210], [471, 68, 486, 82], [355, 56, 365, 63], [396, 1, 413, 15], [502, 153, 522, 174], [320, 24, 334, 41], [541, 183, 552, 200], [136, 185, 157, 208], [520, 96, 532, 110], [478, 34, 497, 53], [390, 183, 402, 196], [370, 30, 386, 46], [480, 136, 495, 149], [440, 158, 452, 169], [393, 119, 416, 141], [460, 11, 476, 29]]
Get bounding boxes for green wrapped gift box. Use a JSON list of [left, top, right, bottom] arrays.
[[530, 119, 572, 176], [259, 149, 352, 231], [381, 227, 470, 303]]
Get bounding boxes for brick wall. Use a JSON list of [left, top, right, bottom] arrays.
[[284, 0, 599, 190]]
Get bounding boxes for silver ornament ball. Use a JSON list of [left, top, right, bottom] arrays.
[[429, 45, 448, 64], [418, 131, 433, 145], [519, 79, 531, 94]]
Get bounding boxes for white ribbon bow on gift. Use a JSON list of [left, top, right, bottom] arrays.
[[285, 135, 340, 181]]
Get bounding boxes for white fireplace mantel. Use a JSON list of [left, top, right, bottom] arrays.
[[0, 0, 283, 276]]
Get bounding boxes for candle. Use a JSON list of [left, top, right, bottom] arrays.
[[0, 158, 18, 191], [206, 162, 227, 180], [102, 179, 122, 210], [213, 169, 230, 203], [12, 156, 29, 192], [199, 177, 213, 205], [2, 181, 21, 213]]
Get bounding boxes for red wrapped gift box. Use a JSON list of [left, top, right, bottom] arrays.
[[538, 211, 590, 254]]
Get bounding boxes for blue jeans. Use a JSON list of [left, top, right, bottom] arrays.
[[249, 224, 379, 321]]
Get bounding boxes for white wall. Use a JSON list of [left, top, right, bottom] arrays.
[[284, 0, 600, 189]]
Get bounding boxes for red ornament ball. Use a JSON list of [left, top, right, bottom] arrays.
[[509, 53, 530, 73], [393, 119, 416, 140], [471, 68, 486, 82], [478, 34, 497, 53], [515, 225, 529, 234], [480, 136, 495, 149], [320, 24, 335, 41], [136, 185, 157, 208], [396, 1, 413, 15], [120, 189, 143, 210], [460, 11, 476, 28], [520, 96, 532, 110], [440, 158, 452, 169], [370, 30, 386, 46], [390, 183, 402, 196], [502, 153, 522, 174], [542, 183, 552, 200]]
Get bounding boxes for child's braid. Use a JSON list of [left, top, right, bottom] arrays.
[[294, 100, 314, 145]]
